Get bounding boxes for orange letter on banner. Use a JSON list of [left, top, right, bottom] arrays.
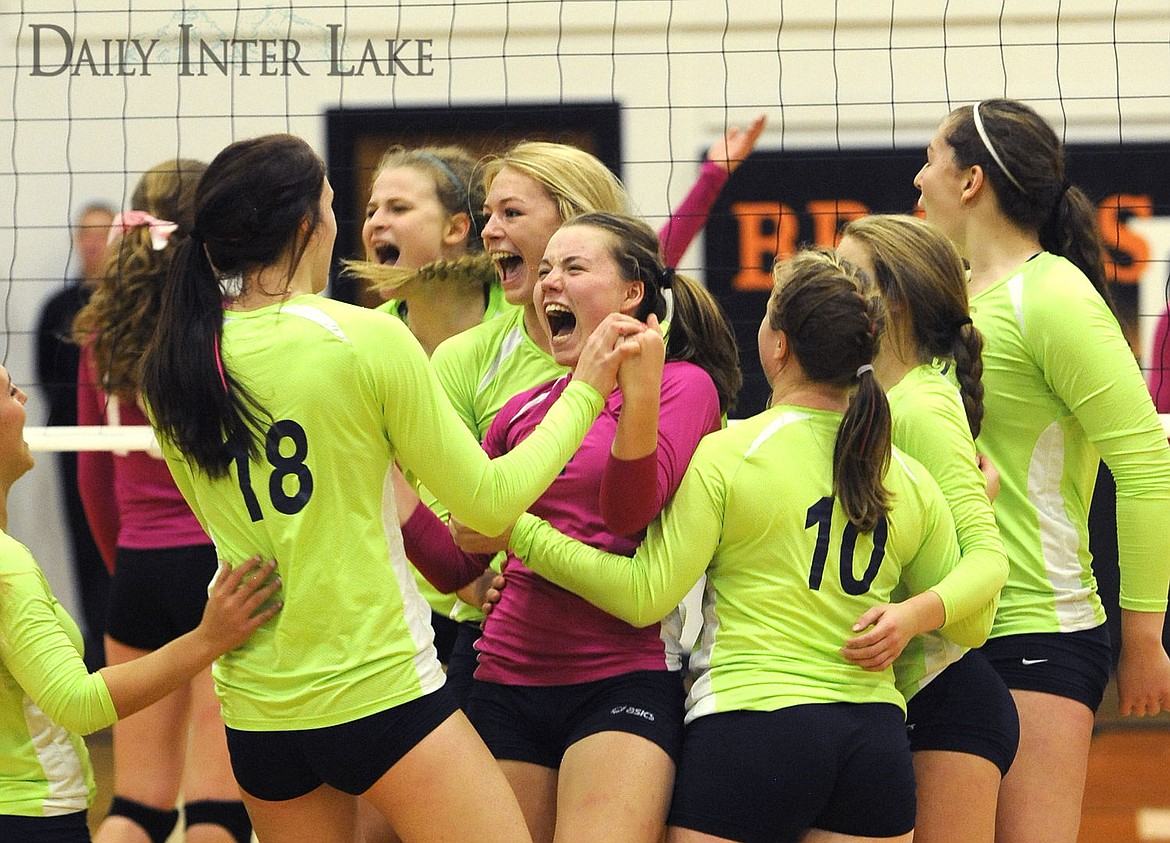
[[806, 199, 870, 247], [732, 201, 798, 291], [1098, 194, 1151, 284]]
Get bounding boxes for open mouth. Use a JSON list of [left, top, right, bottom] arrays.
[[374, 243, 400, 265], [491, 252, 524, 284], [544, 303, 577, 339]]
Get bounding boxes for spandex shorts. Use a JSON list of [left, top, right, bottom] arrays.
[[106, 543, 218, 651], [467, 670, 685, 768], [905, 648, 1020, 776], [668, 703, 915, 842], [980, 625, 1112, 713], [226, 685, 459, 801]]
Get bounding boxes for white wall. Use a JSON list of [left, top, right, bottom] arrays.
[[4, 0, 1169, 615]]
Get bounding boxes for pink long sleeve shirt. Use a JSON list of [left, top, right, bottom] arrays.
[[77, 345, 209, 570], [404, 361, 721, 685]]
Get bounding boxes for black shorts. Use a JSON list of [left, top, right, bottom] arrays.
[[467, 670, 685, 768], [225, 685, 459, 801], [430, 610, 461, 664], [981, 625, 1112, 713], [106, 544, 219, 650], [0, 810, 90, 842], [906, 648, 1019, 776], [669, 703, 916, 843], [444, 621, 482, 708]]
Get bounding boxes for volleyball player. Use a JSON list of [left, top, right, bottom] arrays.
[[915, 98, 1170, 842], [400, 212, 739, 842], [73, 159, 257, 843], [504, 249, 996, 842], [837, 214, 1016, 843], [138, 133, 642, 842]]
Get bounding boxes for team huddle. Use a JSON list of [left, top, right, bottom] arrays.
[[2, 98, 1169, 843]]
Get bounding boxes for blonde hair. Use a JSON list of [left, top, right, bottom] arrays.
[[343, 252, 497, 297], [481, 141, 630, 223]]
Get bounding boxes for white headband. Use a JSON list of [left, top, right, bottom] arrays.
[[972, 101, 1025, 194]]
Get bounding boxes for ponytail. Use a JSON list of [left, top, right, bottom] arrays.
[[771, 249, 890, 532], [139, 134, 321, 477], [834, 364, 892, 532], [343, 252, 498, 299], [1041, 184, 1114, 312], [141, 237, 267, 478], [660, 273, 742, 415]]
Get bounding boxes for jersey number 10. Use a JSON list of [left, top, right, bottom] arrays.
[[804, 497, 888, 595]]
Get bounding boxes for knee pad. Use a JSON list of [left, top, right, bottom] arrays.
[[106, 796, 179, 843], [185, 799, 253, 843]]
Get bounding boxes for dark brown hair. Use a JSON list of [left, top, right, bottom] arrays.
[[769, 249, 890, 531], [141, 134, 326, 477], [563, 211, 742, 414], [944, 99, 1112, 311]]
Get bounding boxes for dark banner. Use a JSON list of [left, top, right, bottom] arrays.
[[704, 143, 1170, 417]]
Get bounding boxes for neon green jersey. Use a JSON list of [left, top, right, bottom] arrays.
[[972, 253, 1170, 636], [512, 405, 974, 723], [157, 294, 603, 730], [0, 531, 116, 816], [887, 363, 1008, 699], [378, 281, 517, 622], [431, 305, 567, 441], [423, 306, 568, 622]]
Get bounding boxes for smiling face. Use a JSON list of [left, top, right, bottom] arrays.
[[481, 166, 564, 308], [913, 117, 970, 247], [0, 367, 33, 485], [535, 224, 643, 368], [362, 165, 454, 270]]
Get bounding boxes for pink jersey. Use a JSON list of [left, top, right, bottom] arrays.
[[77, 345, 209, 568], [407, 361, 721, 685]]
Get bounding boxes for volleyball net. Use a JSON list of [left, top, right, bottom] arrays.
[[5, 0, 1170, 432]]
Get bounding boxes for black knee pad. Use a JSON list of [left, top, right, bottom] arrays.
[[106, 796, 179, 843], [185, 799, 253, 843]]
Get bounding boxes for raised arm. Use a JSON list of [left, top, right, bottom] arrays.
[[658, 114, 766, 268], [601, 346, 721, 536]]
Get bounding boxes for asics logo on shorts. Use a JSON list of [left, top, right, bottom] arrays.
[[611, 705, 655, 722]]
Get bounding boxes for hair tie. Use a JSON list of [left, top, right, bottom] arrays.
[[109, 209, 178, 251], [661, 267, 675, 289], [972, 102, 1026, 194], [856, 363, 874, 378], [416, 151, 469, 207], [956, 315, 973, 330]]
